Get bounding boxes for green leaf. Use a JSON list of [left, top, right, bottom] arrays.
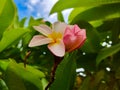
[[68, 7, 93, 23], [50, 0, 120, 14], [49, 52, 77, 90], [19, 18, 27, 27], [57, 12, 64, 22], [0, 0, 7, 15], [76, 53, 96, 71], [41, 78, 48, 90], [90, 70, 105, 90], [0, 60, 10, 72], [28, 17, 43, 27], [111, 18, 120, 44], [4, 60, 44, 90], [0, 79, 8, 90], [0, 28, 29, 52], [70, 3, 120, 23], [96, 43, 120, 66], [0, 0, 16, 39], [18, 63, 45, 78], [79, 76, 91, 90]]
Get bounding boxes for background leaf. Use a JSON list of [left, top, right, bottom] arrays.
[[0, 28, 28, 52], [70, 3, 120, 23], [2, 60, 45, 90], [50, 0, 120, 14], [96, 43, 120, 66], [0, 0, 16, 39], [57, 12, 64, 22]]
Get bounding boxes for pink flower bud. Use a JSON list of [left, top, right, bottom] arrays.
[[63, 25, 86, 52]]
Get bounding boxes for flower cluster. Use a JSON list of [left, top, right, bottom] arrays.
[[29, 22, 86, 57]]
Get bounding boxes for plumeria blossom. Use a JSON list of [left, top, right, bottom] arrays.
[[63, 25, 86, 52], [29, 22, 67, 57], [29, 22, 86, 57]]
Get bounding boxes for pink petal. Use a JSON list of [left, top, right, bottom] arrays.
[[48, 40, 65, 57], [63, 26, 86, 52], [73, 25, 82, 33], [64, 27, 73, 36], [28, 35, 52, 47], [52, 22, 67, 34], [64, 35, 84, 52], [33, 25, 52, 36], [77, 29, 86, 39]]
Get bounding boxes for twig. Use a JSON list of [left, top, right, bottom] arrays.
[[45, 56, 63, 90], [24, 51, 31, 68]]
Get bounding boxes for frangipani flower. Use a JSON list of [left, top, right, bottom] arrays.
[[29, 22, 86, 57], [63, 25, 86, 52], [29, 22, 67, 57]]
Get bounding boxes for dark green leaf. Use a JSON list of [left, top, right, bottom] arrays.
[[111, 18, 120, 45], [79, 76, 91, 90], [96, 43, 120, 66], [49, 52, 77, 90]]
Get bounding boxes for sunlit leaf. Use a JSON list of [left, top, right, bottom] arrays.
[[57, 12, 64, 22], [0, 0, 7, 15], [19, 18, 27, 27], [68, 7, 93, 23], [50, 0, 120, 14], [0, 28, 29, 52], [3, 60, 45, 90], [70, 3, 120, 23], [0, 0, 16, 39]]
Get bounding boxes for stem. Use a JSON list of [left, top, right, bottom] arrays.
[[24, 51, 31, 68], [45, 56, 63, 90]]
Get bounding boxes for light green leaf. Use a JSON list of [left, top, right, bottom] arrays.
[[57, 12, 64, 22], [18, 63, 45, 78], [41, 78, 48, 90], [4, 60, 44, 90], [96, 43, 120, 66], [68, 7, 93, 23], [0, 28, 29, 52], [0, 0, 7, 15], [0, 0, 16, 39], [0, 79, 8, 90], [70, 3, 120, 23], [50, 0, 120, 14], [49, 52, 77, 90], [19, 18, 27, 27], [0, 60, 10, 72], [28, 17, 43, 27]]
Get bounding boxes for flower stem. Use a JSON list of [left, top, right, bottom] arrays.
[[45, 56, 63, 90]]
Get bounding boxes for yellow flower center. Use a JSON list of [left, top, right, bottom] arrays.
[[48, 31, 62, 43]]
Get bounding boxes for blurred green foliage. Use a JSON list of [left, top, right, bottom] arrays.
[[0, 0, 120, 90]]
